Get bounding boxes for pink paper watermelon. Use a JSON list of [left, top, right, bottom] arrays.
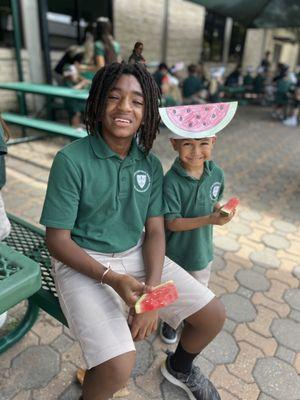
[[135, 280, 178, 314], [159, 102, 237, 138], [220, 197, 240, 216]]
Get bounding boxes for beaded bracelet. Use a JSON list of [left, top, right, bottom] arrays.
[[100, 264, 111, 285]]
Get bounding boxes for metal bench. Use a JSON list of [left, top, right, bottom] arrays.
[[2, 112, 87, 145], [1, 214, 67, 353]]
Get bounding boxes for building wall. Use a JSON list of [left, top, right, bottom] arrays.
[[0, 49, 63, 112], [242, 28, 299, 72], [114, 0, 205, 67]]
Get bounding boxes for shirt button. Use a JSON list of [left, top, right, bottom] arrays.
[[121, 178, 126, 182]]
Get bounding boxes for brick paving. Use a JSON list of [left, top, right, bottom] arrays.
[[1, 106, 300, 400]]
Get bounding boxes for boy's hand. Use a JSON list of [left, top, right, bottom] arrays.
[[209, 208, 236, 226], [129, 309, 159, 341], [104, 271, 148, 307]]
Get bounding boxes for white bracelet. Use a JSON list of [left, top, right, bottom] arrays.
[[100, 264, 111, 285]]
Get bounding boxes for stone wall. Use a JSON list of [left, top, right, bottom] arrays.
[[0, 48, 63, 112], [114, 0, 205, 67]]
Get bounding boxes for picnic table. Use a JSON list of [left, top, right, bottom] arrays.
[[0, 81, 89, 144], [0, 242, 41, 353], [0, 81, 89, 102]]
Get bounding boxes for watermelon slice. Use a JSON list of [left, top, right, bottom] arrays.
[[135, 280, 178, 314], [220, 197, 239, 217], [159, 102, 237, 139]]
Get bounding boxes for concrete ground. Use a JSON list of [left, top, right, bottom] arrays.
[[1, 106, 300, 400]]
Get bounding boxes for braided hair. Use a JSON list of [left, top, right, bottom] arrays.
[[85, 62, 161, 154]]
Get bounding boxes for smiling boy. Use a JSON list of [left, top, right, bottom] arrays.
[[159, 104, 237, 347], [40, 63, 225, 400]]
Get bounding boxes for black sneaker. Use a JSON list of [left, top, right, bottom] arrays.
[[160, 322, 178, 344], [161, 352, 221, 400]]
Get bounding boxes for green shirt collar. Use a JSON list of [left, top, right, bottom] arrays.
[[171, 157, 212, 179], [89, 133, 144, 161]]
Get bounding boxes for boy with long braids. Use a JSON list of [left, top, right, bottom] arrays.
[[40, 62, 225, 400]]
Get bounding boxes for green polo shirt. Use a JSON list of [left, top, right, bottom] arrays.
[[0, 125, 7, 189], [95, 40, 121, 58], [164, 158, 224, 271], [182, 75, 204, 98], [40, 134, 164, 253]]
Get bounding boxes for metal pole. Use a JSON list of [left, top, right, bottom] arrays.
[[74, 0, 81, 44], [11, 0, 27, 115], [161, 0, 169, 63], [222, 17, 233, 64], [38, 0, 52, 84]]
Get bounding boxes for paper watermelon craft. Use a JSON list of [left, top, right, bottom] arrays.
[[135, 280, 178, 314], [220, 197, 240, 217], [159, 102, 237, 139]]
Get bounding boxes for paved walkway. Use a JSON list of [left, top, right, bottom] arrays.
[[1, 106, 300, 400]]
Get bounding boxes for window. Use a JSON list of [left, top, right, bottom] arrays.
[[202, 11, 226, 62], [229, 21, 246, 63], [0, 2, 24, 48]]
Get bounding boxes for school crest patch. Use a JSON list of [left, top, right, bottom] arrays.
[[210, 182, 221, 200], [134, 170, 151, 192]]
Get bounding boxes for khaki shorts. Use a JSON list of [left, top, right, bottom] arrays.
[[52, 239, 215, 369], [189, 261, 213, 287]]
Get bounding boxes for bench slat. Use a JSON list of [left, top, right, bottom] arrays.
[[2, 112, 87, 140]]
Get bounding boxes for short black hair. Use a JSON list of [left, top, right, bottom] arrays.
[[85, 62, 161, 154]]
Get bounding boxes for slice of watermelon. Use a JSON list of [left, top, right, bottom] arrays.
[[135, 280, 178, 314], [159, 102, 238, 139], [220, 197, 240, 217]]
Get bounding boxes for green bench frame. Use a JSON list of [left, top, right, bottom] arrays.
[[1, 214, 67, 353], [2, 112, 87, 145]]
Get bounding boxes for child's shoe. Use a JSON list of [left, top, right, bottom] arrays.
[[283, 115, 297, 127], [161, 352, 221, 400], [160, 321, 178, 344]]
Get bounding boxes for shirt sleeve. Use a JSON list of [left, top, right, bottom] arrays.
[[40, 152, 81, 229], [147, 157, 165, 218], [163, 179, 182, 221]]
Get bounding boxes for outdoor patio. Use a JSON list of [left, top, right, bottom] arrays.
[[1, 105, 300, 400]]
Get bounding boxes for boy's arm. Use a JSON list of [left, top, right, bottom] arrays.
[[130, 215, 165, 341], [166, 210, 234, 232], [46, 228, 145, 306], [142, 215, 165, 287]]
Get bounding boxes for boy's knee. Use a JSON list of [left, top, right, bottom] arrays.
[[214, 297, 226, 328]]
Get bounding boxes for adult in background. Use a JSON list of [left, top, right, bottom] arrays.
[[260, 50, 271, 74], [128, 42, 146, 65], [94, 17, 121, 69]]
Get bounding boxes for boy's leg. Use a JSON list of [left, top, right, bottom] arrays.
[[52, 256, 137, 399], [160, 262, 213, 345], [82, 351, 136, 400], [189, 262, 212, 287], [159, 259, 225, 399]]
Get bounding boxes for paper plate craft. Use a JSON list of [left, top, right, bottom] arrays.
[[220, 197, 240, 217], [159, 102, 238, 139], [135, 280, 178, 314]]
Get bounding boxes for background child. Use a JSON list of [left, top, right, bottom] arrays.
[[62, 51, 91, 128], [159, 104, 237, 344]]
